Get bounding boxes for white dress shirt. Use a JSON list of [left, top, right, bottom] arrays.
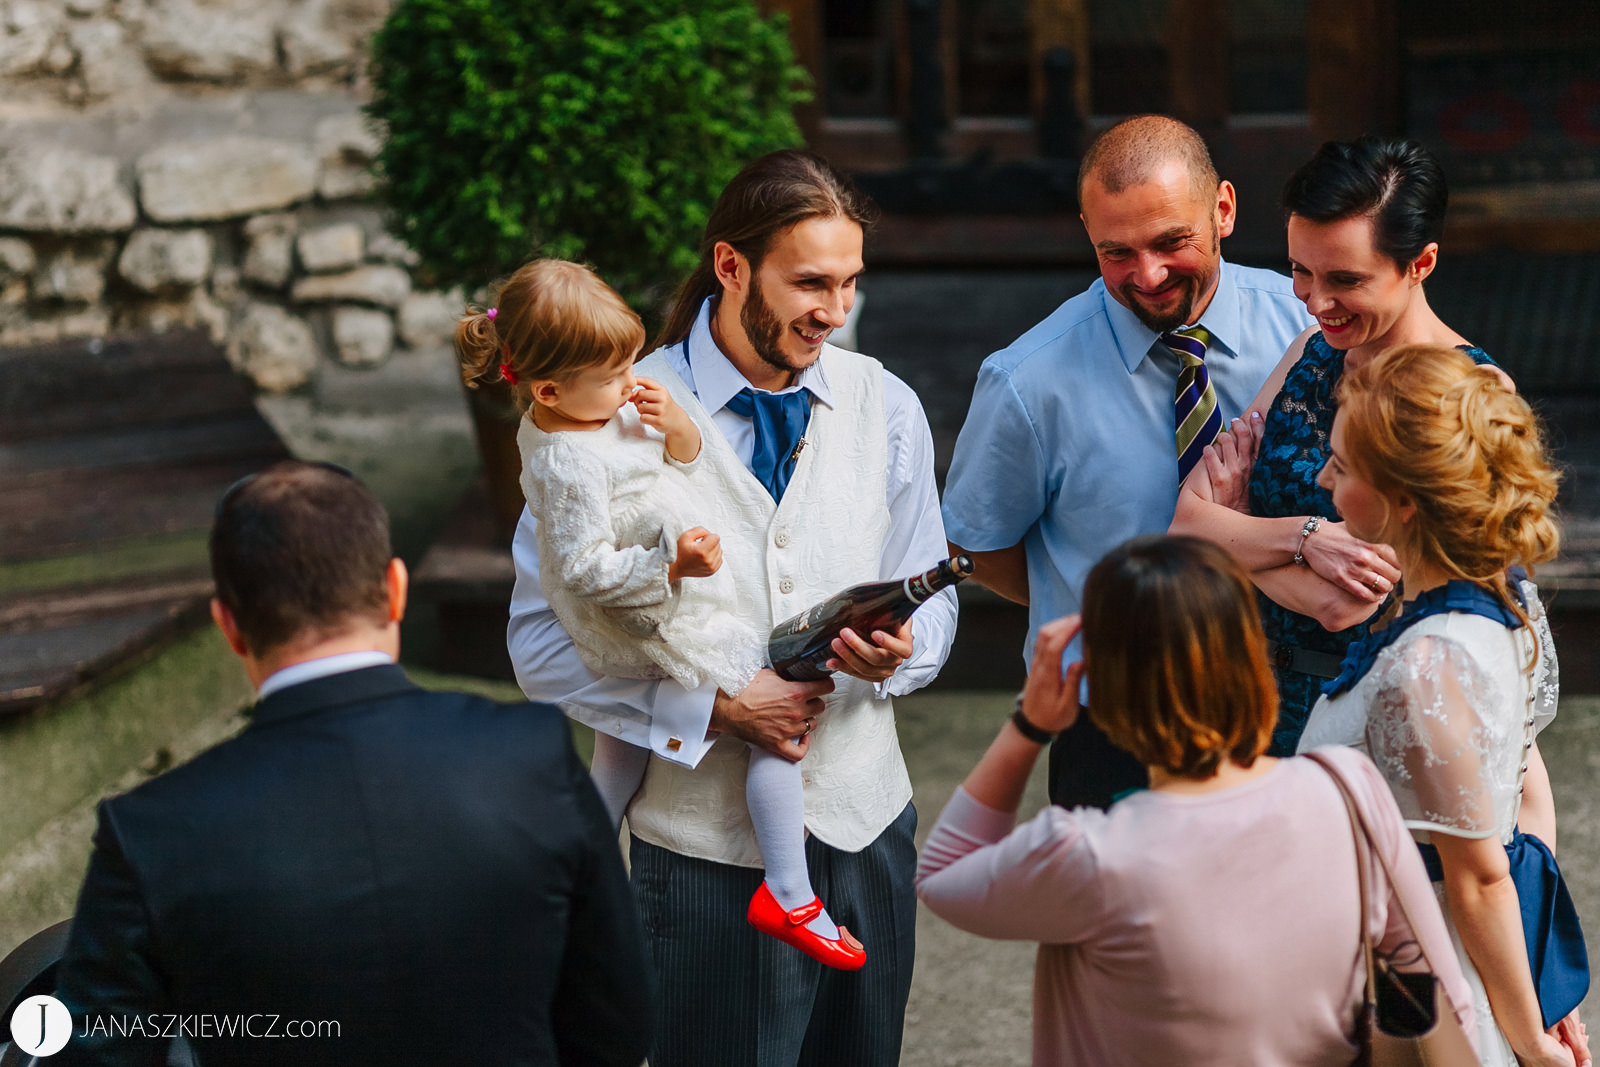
[[256, 650, 395, 700]]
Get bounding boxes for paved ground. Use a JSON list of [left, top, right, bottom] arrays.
[[408, 666, 1600, 1066], [896, 689, 1043, 1067]]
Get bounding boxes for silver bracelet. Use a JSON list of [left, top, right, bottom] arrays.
[[1293, 515, 1323, 566]]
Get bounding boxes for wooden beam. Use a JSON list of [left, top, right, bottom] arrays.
[[866, 212, 1092, 265], [1030, 0, 1091, 134], [895, 0, 955, 158], [1168, 0, 1230, 134], [1307, 0, 1400, 141], [761, 0, 824, 143]]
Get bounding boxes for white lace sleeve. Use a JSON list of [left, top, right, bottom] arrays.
[[1522, 580, 1560, 737], [1364, 634, 1511, 839]]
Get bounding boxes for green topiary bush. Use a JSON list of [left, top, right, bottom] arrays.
[[367, 0, 809, 315]]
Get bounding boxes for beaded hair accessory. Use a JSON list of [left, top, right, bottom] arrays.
[[485, 307, 517, 383]]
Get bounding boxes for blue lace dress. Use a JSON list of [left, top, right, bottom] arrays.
[[1247, 331, 1498, 755]]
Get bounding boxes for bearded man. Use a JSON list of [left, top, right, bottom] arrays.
[[507, 150, 956, 1067], [942, 115, 1311, 810]]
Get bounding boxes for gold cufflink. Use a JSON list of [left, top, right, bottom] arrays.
[[667, 737, 682, 752]]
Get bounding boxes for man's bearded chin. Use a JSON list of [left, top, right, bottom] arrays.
[[1124, 278, 1198, 333], [741, 274, 813, 374], [1125, 225, 1222, 333]]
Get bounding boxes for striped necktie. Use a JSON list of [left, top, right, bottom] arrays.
[[1163, 325, 1223, 484]]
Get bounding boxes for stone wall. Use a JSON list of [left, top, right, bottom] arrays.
[[0, 0, 464, 394]]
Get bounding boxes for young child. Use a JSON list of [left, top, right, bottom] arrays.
[[456, 259, 864, 970]]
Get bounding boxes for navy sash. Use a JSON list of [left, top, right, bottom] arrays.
[[1323, 577, 1524, 698], [1418, 831, 1590, 1028]]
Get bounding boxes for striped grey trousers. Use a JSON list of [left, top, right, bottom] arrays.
[[629, 801, 918, 1067]]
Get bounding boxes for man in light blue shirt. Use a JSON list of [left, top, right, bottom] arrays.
[[942, 115, 1310, 809]]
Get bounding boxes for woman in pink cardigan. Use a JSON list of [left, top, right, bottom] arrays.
[[916, 535, 1474, 1065]]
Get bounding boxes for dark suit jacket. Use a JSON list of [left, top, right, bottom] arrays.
[[53, 664, 651, 1066]]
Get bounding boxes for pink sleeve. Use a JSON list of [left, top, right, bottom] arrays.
[[915, 787, 1111, 944], [1341, 749, 1479, 1041]]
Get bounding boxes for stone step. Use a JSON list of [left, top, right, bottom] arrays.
[[0, 329, 289, 716]]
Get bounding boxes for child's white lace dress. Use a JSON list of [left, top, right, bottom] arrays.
[[518, 405, 767, 696]]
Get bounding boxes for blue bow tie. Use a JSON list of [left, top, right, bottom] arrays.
[[724, 387, 813, 503]]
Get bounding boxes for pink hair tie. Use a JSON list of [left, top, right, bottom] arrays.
[[500, 364, 519, 385], [486, 307, 498, 321]]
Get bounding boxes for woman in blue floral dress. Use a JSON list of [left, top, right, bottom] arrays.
[[1170, 137, 1507, 754]]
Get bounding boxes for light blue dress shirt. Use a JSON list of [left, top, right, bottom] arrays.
[[941, 259, 1310, 667]]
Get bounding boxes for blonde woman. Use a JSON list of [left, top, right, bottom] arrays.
[[1299, 344, 1589, 1066]]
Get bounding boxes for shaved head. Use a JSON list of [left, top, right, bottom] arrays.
[[1077, 115, 1236, 332], [1078, 115, 1220, 206]]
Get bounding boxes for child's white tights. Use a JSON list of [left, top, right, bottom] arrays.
[[588, 731, 838, 940], [588, 731, 650, 829], [745, 747, 838, 940]]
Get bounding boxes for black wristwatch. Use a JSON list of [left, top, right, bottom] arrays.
[[1010, 695, 1058, 745]]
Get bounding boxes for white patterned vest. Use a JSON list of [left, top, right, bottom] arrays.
[[625, 344, 910, 865]]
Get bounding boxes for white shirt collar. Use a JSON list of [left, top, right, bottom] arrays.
[[256, 650, 395, 700], [685, 297, 835, 414]]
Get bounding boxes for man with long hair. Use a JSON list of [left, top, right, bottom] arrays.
[[509, 150, 957, 1066]]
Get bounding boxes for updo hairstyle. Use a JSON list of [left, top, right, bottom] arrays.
[[455, 259, 646, 410], [1082, 536, 1278, 779], [1281, 137, 1447, 270], [1336, 345, 1560, 613]]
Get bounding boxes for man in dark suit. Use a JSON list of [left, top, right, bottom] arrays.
[[52, 462, 651, 1066]]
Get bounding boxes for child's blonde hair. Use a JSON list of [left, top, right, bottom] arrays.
[[456, 259, 646, 408]]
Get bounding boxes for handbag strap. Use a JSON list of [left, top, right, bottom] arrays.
[[1305, 750, 1452, 982], [1314, 751, 1381, 1008]]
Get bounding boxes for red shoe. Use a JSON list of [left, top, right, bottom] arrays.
[[747, 882, 867, 971]]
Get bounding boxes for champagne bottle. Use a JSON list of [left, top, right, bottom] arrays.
[[768, 556, 974, 681]]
